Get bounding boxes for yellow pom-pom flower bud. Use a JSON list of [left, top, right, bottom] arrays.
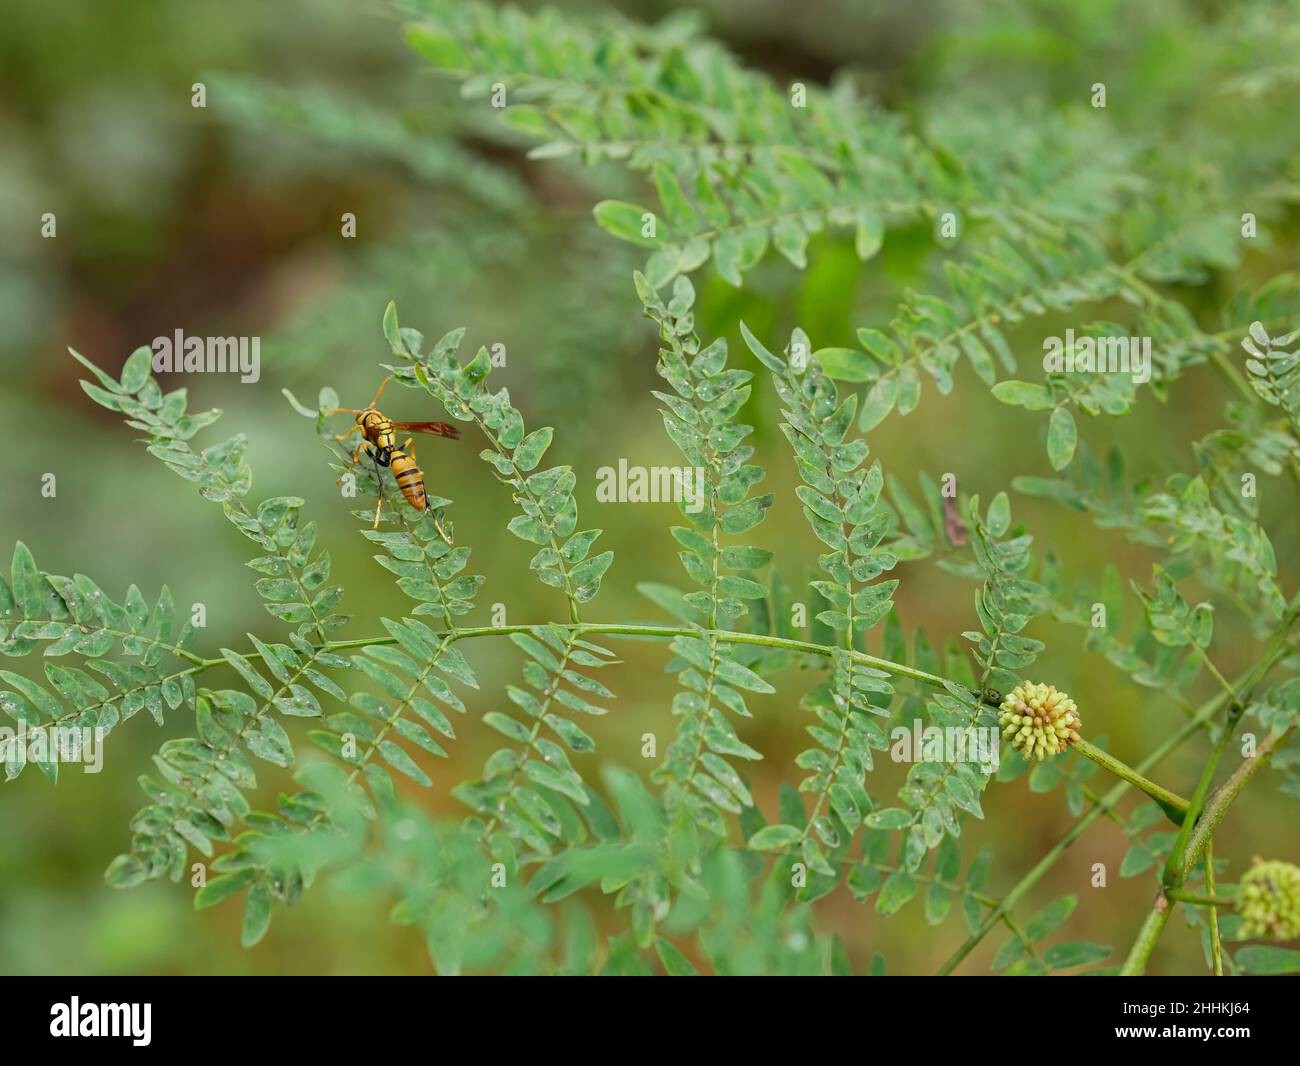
[[998, 682, 1081, 761], [1237, 858, 1300, 941]]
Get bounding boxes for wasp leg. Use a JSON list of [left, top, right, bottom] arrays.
[[367, 375, 393, 409], [325, 376, 394, 419], [336, 440, 366, 483], [432, 512, 453, 546], [370, 450, 386, 530], [401, 439, 452, 544]]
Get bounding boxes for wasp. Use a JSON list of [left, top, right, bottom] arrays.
[[328, 376, 460, 534]]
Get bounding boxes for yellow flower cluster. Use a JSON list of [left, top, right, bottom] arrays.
[[998, 682, 1081, 761], [1238, 859, 1300, 941]]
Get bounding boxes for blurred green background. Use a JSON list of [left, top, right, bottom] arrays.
[[1, 0, 1297, 974]]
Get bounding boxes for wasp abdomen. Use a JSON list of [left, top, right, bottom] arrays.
[[389, 450, 427, 511]]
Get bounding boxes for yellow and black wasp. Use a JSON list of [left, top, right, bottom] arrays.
[[328, 376, 459, 535]]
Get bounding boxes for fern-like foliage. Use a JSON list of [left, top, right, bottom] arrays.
[[374, 305, 619, 868], [635, 273, 774, 836], [8, 0, 1300, 979], [396, 0, 1146, 293], [737, 320, 906, 879], [1144, 475, 1286, 625], [0, 542, 197, 781], [210, 71, 529, 214], [885, 495, 1049, 872], [1242, 319, 1300, 440], [1052, 564, 1203, 700], [65, 350, 366, 942]]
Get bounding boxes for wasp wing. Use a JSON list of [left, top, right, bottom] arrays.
[[390, 420, 461, 440]]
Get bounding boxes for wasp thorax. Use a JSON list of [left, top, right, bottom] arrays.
[[998, 682, 1081, 761]]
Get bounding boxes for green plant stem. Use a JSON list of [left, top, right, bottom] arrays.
[[194, 622, 971, 697], [207, 623, 1197, 825], [1120, 593, 1300, 971], [1204, 842, 1223, 976], [1162, 594, 1300, 888], [1191, 644, 1243, 707], [1166, 888, 1232, 908], [1001, 914, 1047, 970], [481, 634, 581, 840], [1119, 892, 1173, 976], [936, 688, 1231, 976], [16, 618, 207, 665], [1176, 722, 1295, 884], [1072, 739, 1189, 821], [845, 859, 999, 907], [1080, 783, 1127, 827], [181, 608, 1290, 979], [1207, 348, 1261, 406], [937, 584, 1297, 977], [935, 634, 1292, 977]]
